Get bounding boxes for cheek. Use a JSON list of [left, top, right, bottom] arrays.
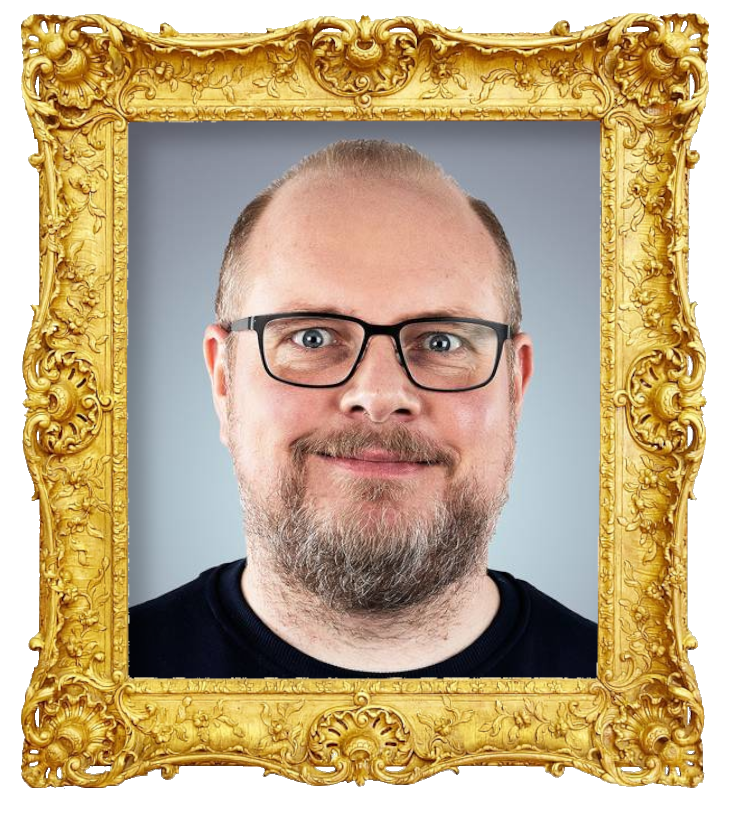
[[230, 367, 328, 470], [445, 387, 513, 473]]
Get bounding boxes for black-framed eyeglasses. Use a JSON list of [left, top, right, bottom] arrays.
[[225, 312, 512, 393]]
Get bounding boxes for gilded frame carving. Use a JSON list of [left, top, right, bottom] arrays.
[[20, 13, 708, 787]]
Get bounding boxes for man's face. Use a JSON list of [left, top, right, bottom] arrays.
[[205, 173, 533, 612]]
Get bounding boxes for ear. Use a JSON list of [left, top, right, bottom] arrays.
[[510, 331, 534, 421], [203, 323, 231, 447]]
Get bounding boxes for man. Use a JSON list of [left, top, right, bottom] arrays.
[[129, 139, 597, 679]]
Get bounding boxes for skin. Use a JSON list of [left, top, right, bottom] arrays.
[[203, 173, 534, 671]]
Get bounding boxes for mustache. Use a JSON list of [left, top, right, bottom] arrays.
[[291, 426, 458, 469]]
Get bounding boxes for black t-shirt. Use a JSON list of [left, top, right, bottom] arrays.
[[129, 559, 597, 679]]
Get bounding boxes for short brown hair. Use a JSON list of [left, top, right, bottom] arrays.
[[216, 139, 522, 335]]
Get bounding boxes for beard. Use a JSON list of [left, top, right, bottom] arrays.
[[227, 358, 518, 615]]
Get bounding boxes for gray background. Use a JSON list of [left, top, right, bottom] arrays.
[[128, 120, 600, 621]]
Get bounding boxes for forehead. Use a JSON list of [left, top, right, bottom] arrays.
[[239, 173, 506, 322]]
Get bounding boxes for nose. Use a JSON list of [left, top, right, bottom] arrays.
[[338, 335, 422, 422]]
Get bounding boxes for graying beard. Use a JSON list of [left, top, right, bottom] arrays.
[[244, 470, 501, 614]]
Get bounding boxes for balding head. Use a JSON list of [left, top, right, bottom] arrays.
[[215, 139, 522, 336]]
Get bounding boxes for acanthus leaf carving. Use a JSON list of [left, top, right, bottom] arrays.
[[24, 350, 110, 456], [22, 15, 129, 120], [612, 15, 708, 111], [616, 348, 705, 455], [306, 691, 417, 785], [599, 680, 702, 786], [310, 16, 419, 107], [22, 673, 129, 787]]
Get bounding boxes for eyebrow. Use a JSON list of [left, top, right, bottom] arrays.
[[272, 303, 487, 321]]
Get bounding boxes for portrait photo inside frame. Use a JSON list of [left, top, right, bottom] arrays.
[[20, 11, 707, 788], [126, 119, 601, 648]]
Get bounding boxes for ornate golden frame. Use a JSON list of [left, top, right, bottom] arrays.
[[20, 13, 708, 787]]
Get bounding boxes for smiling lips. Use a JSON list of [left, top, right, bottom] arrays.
[[317, 448, 434, 477]]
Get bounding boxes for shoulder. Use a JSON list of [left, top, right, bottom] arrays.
[[130, 562, 227, 631], [129, 560, 244, 678], [492, 571, 598, 678]]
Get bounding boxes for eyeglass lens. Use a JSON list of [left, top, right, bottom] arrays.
[[261, 316, 500, 390]]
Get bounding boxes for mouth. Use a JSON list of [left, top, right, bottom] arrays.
[[315, 450, 437, 476], [319, 448, 435, 463]]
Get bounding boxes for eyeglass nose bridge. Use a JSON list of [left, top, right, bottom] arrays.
[[355, 323, 405, 369]]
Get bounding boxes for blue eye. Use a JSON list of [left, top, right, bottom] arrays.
[[424, 333, 462, 352], [291, 328, 334, 349]]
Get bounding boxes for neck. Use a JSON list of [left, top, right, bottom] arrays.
[[241, 548, 500, 673]]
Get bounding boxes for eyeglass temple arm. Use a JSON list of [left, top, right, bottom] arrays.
[[225, 317, 256, 333]]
